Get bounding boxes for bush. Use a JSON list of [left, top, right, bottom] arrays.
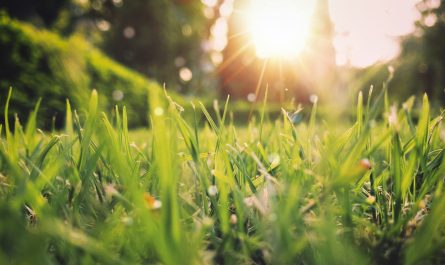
[[0, 14, 161, 128]]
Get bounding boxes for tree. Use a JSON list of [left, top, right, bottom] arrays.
[[1, 0, 213, 95], [0, 0, 70, 26], [76, 0, 210, 94], [397, 0, 445, 101]]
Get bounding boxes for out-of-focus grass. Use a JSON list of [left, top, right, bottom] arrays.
[[0, 83, 445, 265]]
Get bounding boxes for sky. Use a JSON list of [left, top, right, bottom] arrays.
[[329, 0, 421, 67], [203, 0, 423, 68]]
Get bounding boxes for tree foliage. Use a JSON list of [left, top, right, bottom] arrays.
[[73, 0, 211, 94], [396, 0, 445, 102], [0, 0, 70, 26], [0, 0, 213, 94]]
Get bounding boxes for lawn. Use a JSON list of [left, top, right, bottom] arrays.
[[0, 83, 445, 265]]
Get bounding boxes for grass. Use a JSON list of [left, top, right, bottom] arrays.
[[0, 82, 445, 265]]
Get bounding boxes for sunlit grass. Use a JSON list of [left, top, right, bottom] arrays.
[[0, 82, 445, 264]]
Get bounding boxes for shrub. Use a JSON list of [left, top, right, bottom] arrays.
[[0, 14, 161, 128]]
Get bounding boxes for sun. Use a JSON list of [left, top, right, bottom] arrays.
[[246, 0, 316, 59]]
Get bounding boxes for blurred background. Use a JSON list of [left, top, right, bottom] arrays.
[[0, 0, 444, 127]]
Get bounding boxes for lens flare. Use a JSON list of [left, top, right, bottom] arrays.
[[246, 0, 316, 59]]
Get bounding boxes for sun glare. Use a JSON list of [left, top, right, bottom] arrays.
[[246, 0, 316, 59]]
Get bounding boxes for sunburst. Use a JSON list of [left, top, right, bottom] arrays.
[[246, 0, 316, 59]]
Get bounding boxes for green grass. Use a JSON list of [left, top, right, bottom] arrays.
[[1, 84, 445, 265]]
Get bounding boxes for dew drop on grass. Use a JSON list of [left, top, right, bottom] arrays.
[[366, 196, 376, 204], [309, 94, 318, 104], [154, 107, 164, 116], [230, 214, 237, 225], [152, 200, 162, 209], [208, 185, 218, 196], [359, 158, 372, 170], [268, 153, 280, 167], [388, 106, 398, 126]]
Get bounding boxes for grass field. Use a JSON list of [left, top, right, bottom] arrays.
[[1, 83, 445, 265]]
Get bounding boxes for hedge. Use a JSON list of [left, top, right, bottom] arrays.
[[0, 14, 162, 128]]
